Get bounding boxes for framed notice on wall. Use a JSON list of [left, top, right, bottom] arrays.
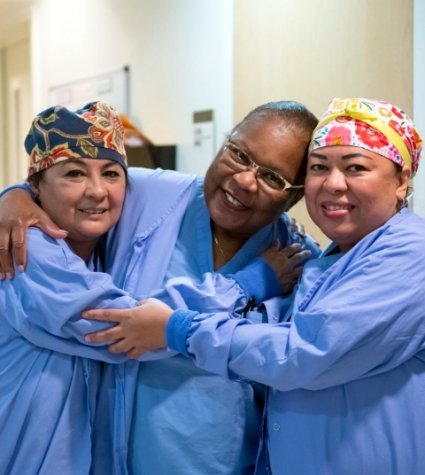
[[48, 66, 130, 114]]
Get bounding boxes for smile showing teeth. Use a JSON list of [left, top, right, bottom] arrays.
[[323, 204, 352, 211], [224, 191, 245, 208]]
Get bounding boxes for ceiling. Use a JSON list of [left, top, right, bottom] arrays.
[[0, 0, 34, 48]]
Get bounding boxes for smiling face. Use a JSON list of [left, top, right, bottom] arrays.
[[305, 145, 410, 252], [204, 116, 309, 242], [34, 158, 126, 261]]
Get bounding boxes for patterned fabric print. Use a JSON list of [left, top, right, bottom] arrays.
[[309, 98, 423, 175], [25, 101, 127, 176]]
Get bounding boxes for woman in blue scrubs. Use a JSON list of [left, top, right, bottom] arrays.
[[96, 98, 425, 475], [0, 101, 320, 474], [0, 101, 135, 474]]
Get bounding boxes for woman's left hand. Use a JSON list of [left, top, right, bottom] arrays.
[[83, 298, 174, 359]]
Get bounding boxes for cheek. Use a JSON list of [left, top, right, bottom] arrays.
[[109, 187, 126, 215], [204, 164, 223, 200]]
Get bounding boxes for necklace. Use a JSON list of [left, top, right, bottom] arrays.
[[213, 233, 227, 260]]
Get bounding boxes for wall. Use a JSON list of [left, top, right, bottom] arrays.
[[30, 0, 233, 175], [234, 0, 413, 245], [1, 38, 32, 187]]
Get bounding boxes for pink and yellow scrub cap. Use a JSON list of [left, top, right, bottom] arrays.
[[309, 98, 423, 175]]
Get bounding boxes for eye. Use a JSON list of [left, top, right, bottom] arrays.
[[103, 170, 121, 178], [346, 164, 367, 172], [65, 169, 85, 177], [259, 170, 285, 190], [309, 163, 327, 172], [227, 144, 251, 165]]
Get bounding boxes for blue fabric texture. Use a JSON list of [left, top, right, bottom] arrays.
[[166, 309, 199, 356], [231, 257, 281, 302], [0, 168, 321, 474], [0, 168, 196, 475], [127, 178, 320, 475], [167, 208, 425, 475]]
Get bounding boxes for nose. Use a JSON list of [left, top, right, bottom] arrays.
[[85, 176, 108, 200], [323, 168, 348, 193], [232, 168, 259, 192]]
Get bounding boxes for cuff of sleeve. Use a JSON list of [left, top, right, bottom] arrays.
[[230, 257, 281, 302], [0, 182, 35, 199], [166, 309, 199, 356]]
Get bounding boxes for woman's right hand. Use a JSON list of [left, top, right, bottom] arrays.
[[0, 188, 67, 278], [262, 242, 311, 295]]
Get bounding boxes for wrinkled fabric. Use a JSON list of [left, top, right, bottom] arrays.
[[104, 178, 320, 475], [0, 168, 320, 474], [168, 208, 425, 475], [0, 168, 195, 475]]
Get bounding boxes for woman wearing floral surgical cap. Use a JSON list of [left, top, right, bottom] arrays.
[[112, 98, 425, 474]]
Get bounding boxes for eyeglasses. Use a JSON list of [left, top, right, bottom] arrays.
[[223, 141, 304, 191]]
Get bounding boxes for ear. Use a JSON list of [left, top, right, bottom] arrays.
[[395, 166, 411, 202], [28, 181, 40, 200]]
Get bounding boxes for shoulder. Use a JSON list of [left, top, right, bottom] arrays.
[[345, 210, 425, 278], [125, 167, 197, 208], [26, 228, 79, 269], [128, 167, 197, 189], [382, 210, 425, 252]]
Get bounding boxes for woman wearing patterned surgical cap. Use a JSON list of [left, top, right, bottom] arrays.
[[115, 98, 425, 474], [0, 102, 137, 474], [0, 100, 320, 475]]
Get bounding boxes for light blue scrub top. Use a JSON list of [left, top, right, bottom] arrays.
[[129, 178, 271, 475], [128, 178, 319, 475], [166, 208, 425, 475], [0, 169, 319, 475]]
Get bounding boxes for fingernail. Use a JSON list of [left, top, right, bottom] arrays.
[[6, 272, 13, 280], [18, 265, 25, 273], [85, 335, 91, 342]]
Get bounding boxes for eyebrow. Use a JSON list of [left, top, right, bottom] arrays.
[[309, 152, 374, 160], [62, 159, 120, 169]]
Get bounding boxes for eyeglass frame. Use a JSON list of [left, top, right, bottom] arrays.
[[222, 140, 305, 191]]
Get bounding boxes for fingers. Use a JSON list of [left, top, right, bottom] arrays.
[[289, 249, 312, 267], [289, 217, 306, 237], [0, 231, 12, 279], [39, 217, 68, 240], [108, 339, 134, 354], [85, 326, 121, 344], [82, 308, 126, 322], [11, 225, 26, 273], [282, 243, 302, 256]]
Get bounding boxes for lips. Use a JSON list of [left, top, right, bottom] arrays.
[[322, 203, 353, 211], [78, 208, 107, 215], [223, 191, 248, 210]]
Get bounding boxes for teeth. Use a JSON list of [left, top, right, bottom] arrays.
[[80, 209, 105, 214], [225, 192, 244, 207], [325, 204, 351, 211]]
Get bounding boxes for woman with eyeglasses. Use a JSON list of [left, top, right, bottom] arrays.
[[91, 98, 425, 475], [0, 101, 319, 475]]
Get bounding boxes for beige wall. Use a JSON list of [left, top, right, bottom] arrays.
[[234, 0, 413, 245], [1, 38, 32, 187]]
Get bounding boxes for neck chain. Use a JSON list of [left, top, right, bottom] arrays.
[[213, 233, 227, 260]]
